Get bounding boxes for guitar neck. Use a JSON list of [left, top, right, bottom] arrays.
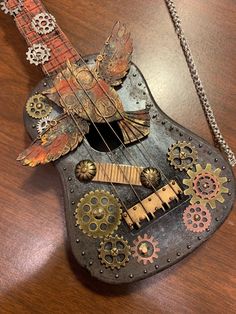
[[9, 0, 80, 75]]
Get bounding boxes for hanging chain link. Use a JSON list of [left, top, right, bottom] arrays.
[[165, 0, 236, 167]]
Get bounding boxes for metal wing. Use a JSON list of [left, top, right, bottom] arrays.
[[95, 21, 133, 86], [17, 114, 89, 167]]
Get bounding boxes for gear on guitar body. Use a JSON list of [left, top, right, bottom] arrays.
[[1, 0, 235, 284]]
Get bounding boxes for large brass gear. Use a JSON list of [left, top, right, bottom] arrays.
[[131, 234, 160, 265], [183, 163, 229, 209], [26, 94, 52, 119], [98, 235, 131, 269], [75, 190, 122, 238], [168, 141, 198, 171]]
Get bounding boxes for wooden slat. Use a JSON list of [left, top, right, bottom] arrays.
[[93, 163, 144, 185]]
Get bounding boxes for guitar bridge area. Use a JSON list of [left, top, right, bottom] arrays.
[[122, 180, 183, 229]]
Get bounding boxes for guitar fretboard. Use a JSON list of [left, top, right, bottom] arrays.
[[13, 0, 80, 74]]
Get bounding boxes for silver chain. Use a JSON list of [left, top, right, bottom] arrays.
[[165, 0, 236, 167]]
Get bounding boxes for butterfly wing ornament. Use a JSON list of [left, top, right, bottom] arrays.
[[17, 114, 89, 166]]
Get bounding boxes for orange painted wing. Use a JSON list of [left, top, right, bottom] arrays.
[[95, 21, 133, 86], [17, 115, 89, 167]]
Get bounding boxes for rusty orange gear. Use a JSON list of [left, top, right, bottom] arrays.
[[183, 204, 212, 233], [131, 234, 160, 265]]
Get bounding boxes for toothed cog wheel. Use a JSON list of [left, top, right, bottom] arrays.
[[26, 94, 52, 119], [1, 0, 23, 15], [26, 43, 51, 66], [183, 163, 228, 209], [75, 190, 122, 238], [31, 13, 56, 35], [98, 235, 131, 269], [36, 117, 54, 134], [168, 141, 198, 171], [132, 234, 160, 265], [183, 204, 212, 233]]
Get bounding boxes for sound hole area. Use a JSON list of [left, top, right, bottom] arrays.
[[86, 121, 124, 152]]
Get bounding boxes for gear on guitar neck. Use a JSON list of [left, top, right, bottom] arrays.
[[31, 12, 56, 35], [26, 43, 51, 66], [0, 0, 23, 16]]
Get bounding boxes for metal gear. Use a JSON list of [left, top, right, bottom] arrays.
[[131, 234, 160, 265], [75, 160, 97, 182], [183, 163, 229, 209], [31, 13, 56, 35], [26, 43, 51, 66], [98, 235, 131, 269], [26, 94, 52, 119], [36, 117, 54, 134], [183, 204, 212, 233], [75, 190, 122, 238], [0, 0, 23, 16], [168, 141, 198, 171]]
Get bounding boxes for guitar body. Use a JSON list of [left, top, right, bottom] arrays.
[[23, 55, 235, 284]]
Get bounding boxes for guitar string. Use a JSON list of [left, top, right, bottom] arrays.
[[13, 15, 134, 217], [19, 4, 179, 200], [16, 14, 151, 219], [16, 8, 179, 214], [17, 9, 167, 211], [57, 26, 180, 197]]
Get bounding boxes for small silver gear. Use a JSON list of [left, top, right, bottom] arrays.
[[36, 117, 52, 135], [26, 43, 51, 66], [31, 13, 56, 35], [0, 0, 23, 16]]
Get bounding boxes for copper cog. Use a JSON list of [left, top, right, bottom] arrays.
[[183, 163, 228, 209], [131, 234, 160, 265], [183, 204, 212, 233]]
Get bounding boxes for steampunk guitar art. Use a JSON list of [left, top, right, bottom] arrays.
[[1, 0, 235, 284]]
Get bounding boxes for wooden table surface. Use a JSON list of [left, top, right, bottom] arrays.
[[0, 0, 235, 313]]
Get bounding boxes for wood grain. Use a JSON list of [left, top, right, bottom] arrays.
[[0, 0, 235, 313]]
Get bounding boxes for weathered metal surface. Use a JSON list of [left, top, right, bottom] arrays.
[[23, 55, 235, 284]]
